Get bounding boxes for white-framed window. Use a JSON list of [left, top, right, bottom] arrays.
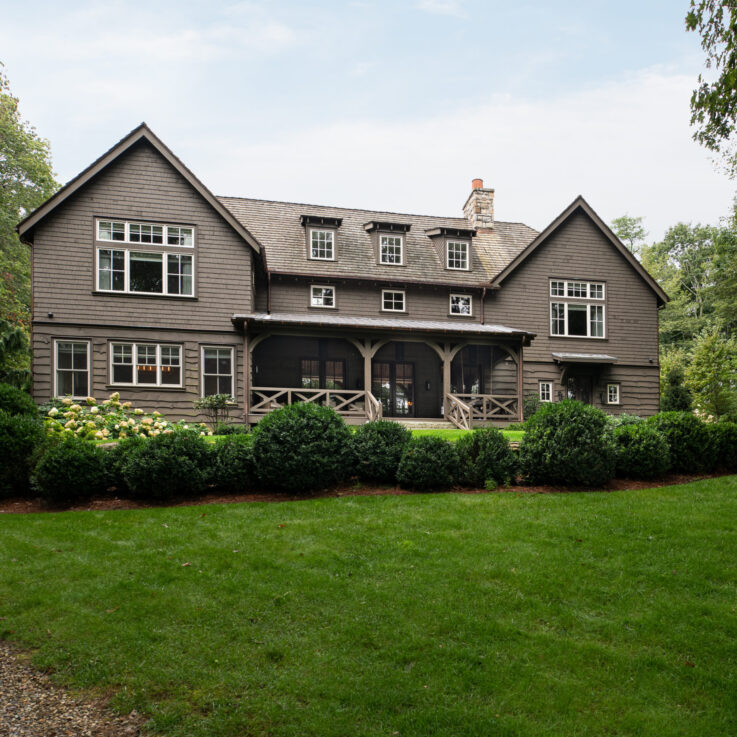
[[380, 234, 403, 265], [539, 381, 552, 402], [550, 302, 606, 338], [54, 340, 90, 398], [447, 240, 470, 270], [310, 229, 335, 260], [202, 346, 234, 397], [607, 383, 620, 405], [97, 249, 194, 296], [449, 294, 472, 316], [310, 285, 336, 308], [381, 289, 405, 312], [549, 279, 605, 299], [110, 343, 182, 387], [97, 220, 193, 247]]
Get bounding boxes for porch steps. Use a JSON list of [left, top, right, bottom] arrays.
[[386, 419, 457, 430]]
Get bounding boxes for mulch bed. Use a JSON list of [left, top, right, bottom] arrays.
[[0, 473, 731, 515]]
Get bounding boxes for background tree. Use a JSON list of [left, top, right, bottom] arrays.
[[610, 214, 648, 257], [660, 364, 693, 412], [686, 1, 737, 175], [685, 327, 737, 419], [0, 318, 30, 388]]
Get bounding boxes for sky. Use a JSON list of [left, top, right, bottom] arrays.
[[1, 0, 733, 239]]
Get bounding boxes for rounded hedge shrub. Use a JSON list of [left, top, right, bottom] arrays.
[[519, 400, 616, 487], [613, 423, 671, 479], [214, 422, 250, 436], [32, 437, 109, 504], [707, 421, 737, 472], [610, 413, 643, 427], [121, 431, 213, 500], [212, 434, 257, 493], [252, 403, 353, 493], [646, 412, 716, 473], [351, 420, 412, 483], [396, 436, 460, 491], [0, 383, 37, 416], [104, 435, 147, 495], [0, 410, 45, 497], [456, 428, 518, 487]]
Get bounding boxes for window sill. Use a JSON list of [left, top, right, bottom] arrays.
[[447, 313, 475, 319], [92, 291, 198, 301], [308, 305, 337, 310], [105, 385, 187, 392], [548, 335, 608, 341], [380, 310, 408, 315]]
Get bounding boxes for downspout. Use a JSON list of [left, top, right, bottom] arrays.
[[266, 270, 272, 314], [480, 287, 486, 325]]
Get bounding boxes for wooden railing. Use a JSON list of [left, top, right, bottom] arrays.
[[451, 393, 519, 421], [250, 387, 373, 418], [446, 393, 473, 430]]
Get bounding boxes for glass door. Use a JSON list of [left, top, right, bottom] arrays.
[[566, 375, 593, 404], [372, 362, 415, 417]]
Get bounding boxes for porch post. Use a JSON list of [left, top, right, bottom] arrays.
[[517, 341, 524, 422], [243, 332, 250, 421], [442, 343, 451, 419], [362, 340, 372, 400]]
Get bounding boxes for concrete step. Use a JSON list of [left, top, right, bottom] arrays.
[[386, 419, 456, 430]]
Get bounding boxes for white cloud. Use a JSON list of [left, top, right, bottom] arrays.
[[196, 67, 734, 240], [415, 0, 467, 18]]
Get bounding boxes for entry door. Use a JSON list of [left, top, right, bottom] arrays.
[[372, 362, 415, 417], [567, 375, 593, 404]]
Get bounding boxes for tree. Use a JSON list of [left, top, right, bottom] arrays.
[[661, 364, 693, 412], [685, 327, 737, 419], [0, 318, 30, 388], [710, 199, 737, 333], [686, 1, 737, 175], [0, 63, 58, 331], [611, 215, 648, 257]]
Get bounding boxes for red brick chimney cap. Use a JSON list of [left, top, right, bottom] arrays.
[[472, 178, 484, 189]]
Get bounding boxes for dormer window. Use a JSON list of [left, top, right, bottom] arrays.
[[310, 229, 334, 260], [447, 240, 469, 270], [380, 235, 403, 265]]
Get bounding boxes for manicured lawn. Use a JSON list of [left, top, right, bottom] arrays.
[[2, 478, 737, 736], [412, 428, 525, 442]]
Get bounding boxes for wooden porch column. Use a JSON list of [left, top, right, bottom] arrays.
[[243, 333, 250, 419], [442, 343, 451, 419], [517, 341, 524, 422], [362, 340, 372, 397]]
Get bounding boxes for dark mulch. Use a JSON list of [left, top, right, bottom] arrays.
[[0, 472, 730, 515]]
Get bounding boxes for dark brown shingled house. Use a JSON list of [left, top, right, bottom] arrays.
[[17, 124, 668, 428]]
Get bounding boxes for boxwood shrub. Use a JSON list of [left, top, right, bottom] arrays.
[[32, 437, 109, 504], [351, 420, 411, 483], [396, 436, 459, 491], [614, 423, 671, 479], [456, 428, 517, 487], [519, 400, 616, 487], [0, 383, 37, 416], [121, 431, 213, 500], [0, 410, 45, 497], [212, 434, 257, 493], [708, 421, 737, 472], [646, 412, 716, 473], [252, 403, 354, 493]]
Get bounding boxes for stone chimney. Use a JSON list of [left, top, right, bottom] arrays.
[[463, 178, 494, 232]]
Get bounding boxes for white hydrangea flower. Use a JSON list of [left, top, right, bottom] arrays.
[[48, 407, 59, 417]]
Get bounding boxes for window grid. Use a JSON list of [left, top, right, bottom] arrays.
[[310, 285, 335, 308], [550, 302, 606, 338], [55, 341, 90, 398], [110, 343, 182, 387], [549, 280, 605, 299], [97, 220, 194, 247], [310, 229, 334, 260], [202, 347, 233, 397], [97, 248, 194, 296], [607, 383, 620, 404], [447, 240, 469, 270], [539, 381, 552, 402], [449, 294, 472, 315], [382, 290, 405, 312], [380, 235, 403, 265]]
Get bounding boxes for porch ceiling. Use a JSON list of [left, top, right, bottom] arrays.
[[232, 312, 535, 340]]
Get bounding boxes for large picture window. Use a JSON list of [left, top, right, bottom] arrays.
[[55, 341, 90, 397], [202, 347, 234, 397], [550, 302, 606, 338], [110, 343, 182, 387], [97, 249, 194, 296]]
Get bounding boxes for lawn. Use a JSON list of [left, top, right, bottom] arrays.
[[2, 478, 736, 737], [411, 428, 525, 442]]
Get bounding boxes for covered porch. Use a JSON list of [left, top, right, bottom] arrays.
[[232, 313, 535, 429]]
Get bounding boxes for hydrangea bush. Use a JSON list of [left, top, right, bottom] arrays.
[[43, 392, 211, 441]]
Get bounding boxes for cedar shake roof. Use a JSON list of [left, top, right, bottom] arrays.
[[218, 196, 538, 287]]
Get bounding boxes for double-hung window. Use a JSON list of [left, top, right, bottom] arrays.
[[55, 341, 90, 398], [202, 347, 233, 397], [310, 229, 334, 260], [110, 343, 182, 387], [380, 235, 403, 265], [310, 285, 335, 308], [382, 290, 405, 312], [449, 294, 472, 316], [447, 240, 469, 270], [607, 383, 620, 405], [549, 279, 606, 338], [96, 219, 195, 297]]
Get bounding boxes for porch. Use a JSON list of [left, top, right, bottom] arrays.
[[233, 313, 534, 430]]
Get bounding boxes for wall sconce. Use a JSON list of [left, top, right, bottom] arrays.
[[425, 380, 431, 391]]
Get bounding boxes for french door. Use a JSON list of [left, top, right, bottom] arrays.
[[372, 362, 415, 417], [566, 374, 593, 404]]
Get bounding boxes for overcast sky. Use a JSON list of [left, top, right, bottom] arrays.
[[2, 0, 734, 239]]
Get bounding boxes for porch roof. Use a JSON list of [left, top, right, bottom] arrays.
[[232, 312, 535, 340], [552, 352, 618, 364]]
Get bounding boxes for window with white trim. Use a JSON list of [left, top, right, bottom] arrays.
[[310, 229, 334, 260], [550, 302, 606, 338], [447, 240, 469, 270], [310, 285, 335, 308], [97, 249, 194, 296], [380, 235, 403, 265], [55, 341, 90, 398], [381, 290, 405, 312], [539, 381, 552, 402], [110, 343, 182, 386], [449, 294, 472, 315], [202, 347, 233, 397], [97, 220, 193, 247], [607, 383, 620, 405], [549, 280, 605, 299]]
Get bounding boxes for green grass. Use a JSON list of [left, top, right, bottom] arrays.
[[411, 428, 525, 442], [2, 478, 737, 736]]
